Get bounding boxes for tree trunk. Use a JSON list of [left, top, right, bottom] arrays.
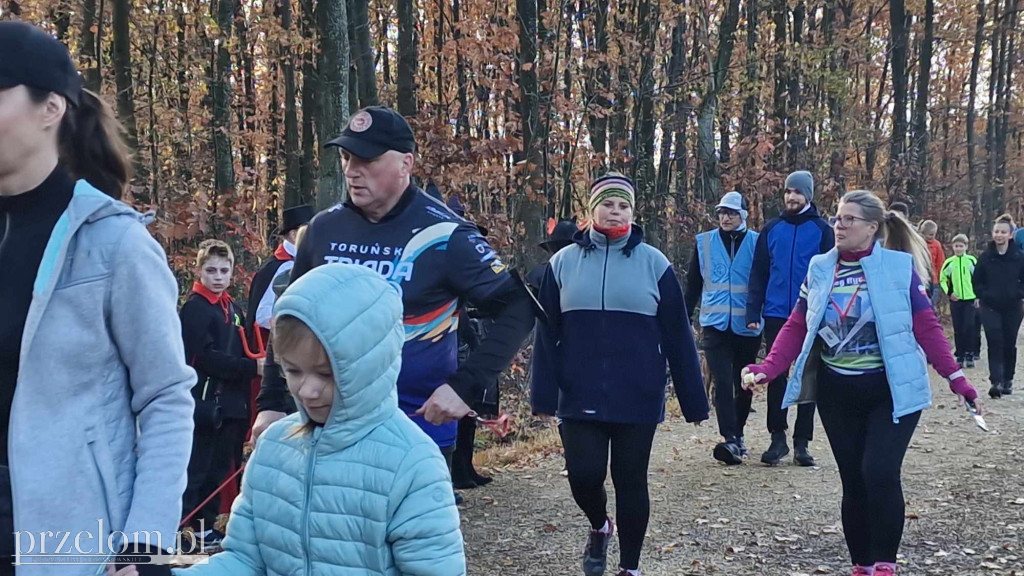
[[112, 0, 141, 189], [610, 0, 633, 171], [967, 0, 985, 230], [516, 0, 546, 270], [772, 0, 788, 165], [396, 0, 418, 117], [984, 0, 1003, 222], [633, 0, 658, 244], [281, 0, 302, 208], [236, 2, 258, 173], [907, 0, 933, 204], [315, 0, 350, 208], [347, 2, 360, 114], [53, 3, 71, 41], [80, 0, 102, 92], [350, 0, 378, 108], [174, 6, 193, 184], [787, 0, 806, 168], [586, 0, 611, 159], [695, 0, 742, 201], [146, 3, 161, 204], [300, 0, 317, 201], [212, 0, 237, 198], [994, 0, 1019, 213], [887, 0, 910, 195], [741, 0, 759, 137], [454, 0, 470, 136]]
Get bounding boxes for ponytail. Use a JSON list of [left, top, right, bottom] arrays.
[[882, 210, 932, 282], [29, 87, 133, 199], [58, 90, 133, 199]]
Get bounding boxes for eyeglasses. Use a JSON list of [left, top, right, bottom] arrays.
[[829, 215, 870, 228], [716, 210, 740, 218]]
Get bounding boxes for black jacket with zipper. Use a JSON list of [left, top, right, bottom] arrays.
[[179, 292, 256, 421], [974, 240, 1024, 311]]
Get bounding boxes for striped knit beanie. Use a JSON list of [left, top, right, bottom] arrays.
[[589, 172, 636, 213]]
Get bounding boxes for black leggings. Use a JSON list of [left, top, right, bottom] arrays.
[[561, 419, 658, 571], [703, 327, 760, 440], [816, 369, 920, 566], [980, 304, 1024, 384]]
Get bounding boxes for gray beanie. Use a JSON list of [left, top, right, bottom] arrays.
[[785, 171, 814, 203]]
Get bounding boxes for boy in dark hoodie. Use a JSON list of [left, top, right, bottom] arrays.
[[179, 240, 264, 549]]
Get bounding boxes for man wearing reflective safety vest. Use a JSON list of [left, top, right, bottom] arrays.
[[685, 191, 762, 465]]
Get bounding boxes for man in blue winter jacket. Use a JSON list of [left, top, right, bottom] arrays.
[[745, 170, 834, 467]]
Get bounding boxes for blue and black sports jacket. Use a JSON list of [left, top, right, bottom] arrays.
[[530, 225, 709, 424], [257, 185, 534, 447], [745, 204, 834, 323]]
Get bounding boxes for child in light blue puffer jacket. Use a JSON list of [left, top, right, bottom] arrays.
[[174, 263, 466, 576]]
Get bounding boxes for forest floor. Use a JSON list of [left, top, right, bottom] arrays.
[[462, 340, 1024, 575]]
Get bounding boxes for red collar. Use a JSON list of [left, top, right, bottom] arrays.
[[274, 243, 294, 261], [192, 281, 232, 306], [593, 223, 631, 240]]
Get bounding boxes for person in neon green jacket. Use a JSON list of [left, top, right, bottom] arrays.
[[173, 263, 466, 576], [940, 234, 980, 367]]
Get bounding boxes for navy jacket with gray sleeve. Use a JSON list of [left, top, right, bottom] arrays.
[[530, 225, 709, 424]]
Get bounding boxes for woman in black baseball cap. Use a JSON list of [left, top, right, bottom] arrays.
[[0, 22, 194, 575], [0, 21, 131, 198]]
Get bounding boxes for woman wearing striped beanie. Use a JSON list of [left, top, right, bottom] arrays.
[[531, 172, 709, 576]]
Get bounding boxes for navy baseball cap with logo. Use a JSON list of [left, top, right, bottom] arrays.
[[325, 106, 416, 159], [0, 21, 83, 106]]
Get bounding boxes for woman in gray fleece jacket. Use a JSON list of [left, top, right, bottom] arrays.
[[0, 22, 196, 575]]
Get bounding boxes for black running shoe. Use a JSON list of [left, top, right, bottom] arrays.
[[713, 440, 743, 465]]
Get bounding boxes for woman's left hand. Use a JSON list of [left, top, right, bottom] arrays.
[[950, 376, 980, 412], [106, 565, 139, 576]]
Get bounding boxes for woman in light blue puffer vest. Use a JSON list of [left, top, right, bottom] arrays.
[[175, 263, 466, 576]]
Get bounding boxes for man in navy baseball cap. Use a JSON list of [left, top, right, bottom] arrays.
[[325, 106, 415, 159], [0, 21, 83, 106]]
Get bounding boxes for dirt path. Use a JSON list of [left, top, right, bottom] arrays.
[[461, 342, 1024, 575]]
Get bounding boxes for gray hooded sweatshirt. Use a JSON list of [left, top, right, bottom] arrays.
[[10, 181, 195, 574]]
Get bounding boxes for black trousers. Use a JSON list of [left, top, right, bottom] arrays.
[[702, 327, 760, 440], [981, 304, 1024, 384], [764, 317, 816, 441], [561, 419, 658, 571], [182, 418, 248, 531], [816, 369, 920, 566], [950, 300, 980, 359], [452, 416, 477, 479]]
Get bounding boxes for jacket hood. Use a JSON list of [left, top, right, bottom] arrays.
[[272, 264, 405, 450], [779, 202, 822, 225], [572, 222, 645, 254], [32, 180, 155, 296], [70, 180, 155, 225]]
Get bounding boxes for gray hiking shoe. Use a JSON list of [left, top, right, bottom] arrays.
[[582, 518, 614, 576]]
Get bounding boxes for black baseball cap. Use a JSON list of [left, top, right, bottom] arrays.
[[325, 106, 416, 159], [0, 21, 83, 106]]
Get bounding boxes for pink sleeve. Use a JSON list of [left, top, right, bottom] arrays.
[[749, 303, 809, 382], [912, 306, 961, 379]]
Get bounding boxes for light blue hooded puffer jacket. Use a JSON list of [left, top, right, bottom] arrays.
[[177, 264, 466, 575]]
